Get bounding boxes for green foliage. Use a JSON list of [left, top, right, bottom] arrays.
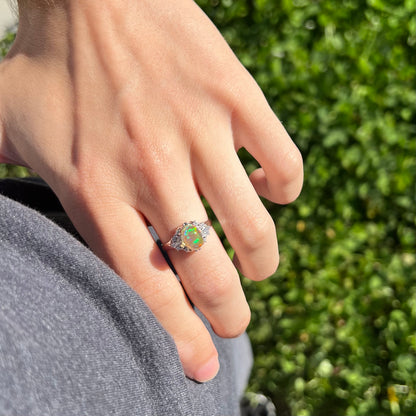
[[2, 1, 416, 414], [0, 163, 33, 178], [196, 0, 416, 415], [0, 31, 15, 57]]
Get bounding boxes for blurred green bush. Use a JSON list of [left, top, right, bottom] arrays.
[[1, 1, 415, 414], [196, 1, 415, 415]]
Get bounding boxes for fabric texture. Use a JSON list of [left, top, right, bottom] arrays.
[[0, 179, 252, 416]]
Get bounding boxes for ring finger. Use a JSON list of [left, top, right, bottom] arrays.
[[140, 163, 251, 339]]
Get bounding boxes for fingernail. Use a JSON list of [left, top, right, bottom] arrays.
[[192, 356, 220, 383]]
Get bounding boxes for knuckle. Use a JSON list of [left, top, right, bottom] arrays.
[[268, 252, 280, 276], [233, 212, 279, 281], [276, 148, 304, 204], [61, 172, 115, 215], [238, 211, 275, 253], [252, 252, 280, 281], [138, 142, 175, 183], [213, 305, 251, 338], [280, 147, 304, 185], [132, 142, 185, 208], [238, 247, 279, 282], [190, 268, 237, 307]]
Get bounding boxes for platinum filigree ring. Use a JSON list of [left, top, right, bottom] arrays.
[[163, 220, 211, 252]]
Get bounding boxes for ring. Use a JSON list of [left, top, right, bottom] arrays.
[[163, 220, 211, 252]]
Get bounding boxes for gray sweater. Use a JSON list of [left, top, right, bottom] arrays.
[[0, 179, 252, 416]]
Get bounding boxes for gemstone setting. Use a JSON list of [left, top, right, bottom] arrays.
[[167, 221, 210, 252]]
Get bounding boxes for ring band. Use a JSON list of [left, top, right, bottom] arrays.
[[163, 220, 211, 252]]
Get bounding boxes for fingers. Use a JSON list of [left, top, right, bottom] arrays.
[[63, 195, 220, 382], [139, 174, 251, 340], [170, 230, 251, 338], [232, 81, 304, 204], [193, 140, 279, 281]]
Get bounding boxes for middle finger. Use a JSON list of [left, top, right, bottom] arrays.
[[193, 139, 279, 282]]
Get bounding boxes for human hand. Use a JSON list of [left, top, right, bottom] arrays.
[[0, 0, 303, 382]]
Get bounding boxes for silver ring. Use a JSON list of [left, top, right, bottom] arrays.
[[163, 220, 211, 252]]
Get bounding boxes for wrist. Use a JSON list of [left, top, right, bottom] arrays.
[[11, 0, 128, 63], [9, 1, 69, 62]]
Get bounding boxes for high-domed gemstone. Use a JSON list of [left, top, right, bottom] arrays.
[[181, 224, 204, 251]]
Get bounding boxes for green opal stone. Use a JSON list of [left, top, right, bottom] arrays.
[[181, 225, 203, 251]]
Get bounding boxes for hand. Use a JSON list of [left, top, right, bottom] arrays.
[[0, 0, 303, 382]]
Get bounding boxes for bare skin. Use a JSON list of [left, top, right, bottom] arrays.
[[0, 0, 303, 382]]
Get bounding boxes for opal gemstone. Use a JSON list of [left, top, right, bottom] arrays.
[[181, 225, 204, 251]]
